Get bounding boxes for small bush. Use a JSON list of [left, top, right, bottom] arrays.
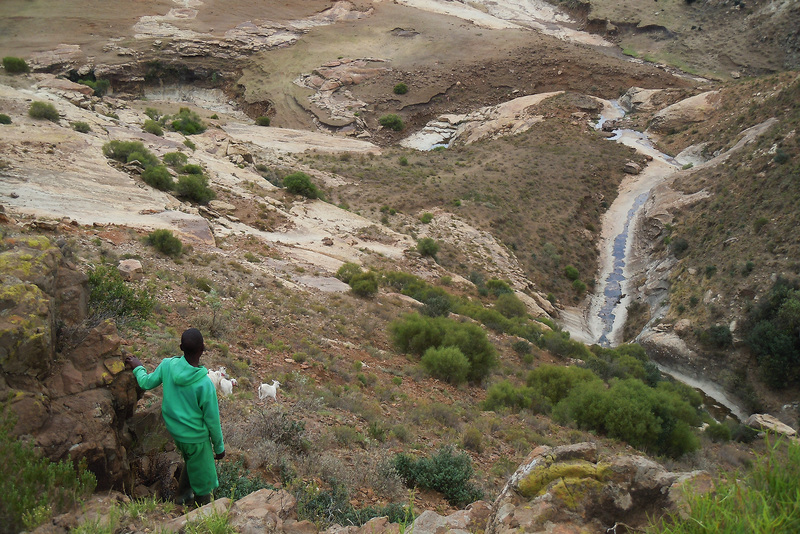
[[77, 78, 110, 97], [420, 212, 433, 224], [175, 174, 215, 204], [486, 278, 513, 296], [462, 426, 483, 453], [87, 264, 155, 324], [704, 422, 731, 443], [392, 446, 483, 507], [103, 140, 159, 169], [181, 163, 203, 175], [671, 237, 689, 256], [147, 229, 183, 257], [336, 262, 363, 283], [398, 156, 409, 166], [162, 151, 188, 168], [393, 83, 409, 95], [283, 172, 321, 199], [349, 271, 379, 297], [28, 101, 59, 122], [169, 107, 206, 135], [421, 346, 470, 384], [572, 279, 587, 294], [753, 216, 769, 233], [564, 265, 579, 280], [495, 293, 527, 318], [417, 238, 439, 258], [379, 114, 404, 131], [255, 116, 271, 126], [700, 325, 733, 348], [0, 114, 11, 124], [144, 107, 161, 121], [2, 56, 29, 74], [183, 139, 197, 150], [143, 119, 163, 136], [71, 121, 91, 133], [141, 165, 174, 191]]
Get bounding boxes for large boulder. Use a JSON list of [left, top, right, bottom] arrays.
[[647, 91, 720, 134], [485, 442, 712, 533], [0, 235, 138, 490]]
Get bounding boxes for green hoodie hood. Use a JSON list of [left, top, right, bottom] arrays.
[[170, 356, 208, 386]]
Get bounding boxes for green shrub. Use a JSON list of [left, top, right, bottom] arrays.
[[283, 172, 321, 199], [393, 446, 483, 507], [336, 262, 363, 283], [255, 116, 271, 126], [143, 119, 163, 136], [495, 293, 527, 318], [349, 271, 379, 297], [486, 278, 513, 296], [393, 83, 409, 95], [162, 151, 188, 168], [700, 325, 733, 348], [564, 265, 579, 280], [215, 459, 274, 501], [572, 279, 587, 293], [181, 163, 203, 175], [421, 346, 470, 384], [87, 264, 155, 324], [0, 412, 96, 533], [745, 278, 800, 388], [420, 212, 433, 224], [512, 340, 532, 355], [102, 140, 159, 169], [175, 174, 215, 204], [482, 380, 537, 412], [183, 139, 196, 150], [670, 237, 689, 256], [527, 365, 602, 406], [398, 156, 409, 166], [77, 78, 110, 97], [650, 438, 800, 533], [144, 108, 161, 121], [147, 229, 183, 257], [389, 313, 496, 383], [2, 56, 29, 74], [420, 294, 451, 317], [71, 121, 91, 133], [28, 101, 59, 122], [379, 114, 404, 131], [141, 165, 174, 191], [169, 107, 206, 135], [416, 237, 439, 258], [704, 422, 732, 443], [0, 114, 11, 124]]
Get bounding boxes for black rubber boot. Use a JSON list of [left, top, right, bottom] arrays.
[[175, 465, 194, 505]]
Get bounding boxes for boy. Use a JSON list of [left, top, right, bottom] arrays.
[[125, 328, 225, 505]]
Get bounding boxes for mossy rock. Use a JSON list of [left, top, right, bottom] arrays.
[[0, 277, 55, 377], [517, 459, 611, 501], [0, 238, 60, 294]]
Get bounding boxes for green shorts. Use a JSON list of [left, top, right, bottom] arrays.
[[174, 440, 219, 496]]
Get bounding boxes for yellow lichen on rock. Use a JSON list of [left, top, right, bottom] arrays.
[[517, 460, 610, 500]]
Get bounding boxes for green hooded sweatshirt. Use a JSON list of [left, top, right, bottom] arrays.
[[132, 356, 224, 454]]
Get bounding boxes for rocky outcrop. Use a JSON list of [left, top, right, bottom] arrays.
[[0, 235, 138, 490], [647, 91, 720, 134], [746, 414, 797, 439], [485, 442, 712, 533]]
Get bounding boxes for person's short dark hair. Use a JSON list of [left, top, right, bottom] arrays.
[[180, 328, 204, 357]]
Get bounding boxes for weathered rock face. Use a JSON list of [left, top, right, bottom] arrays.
[[485, 442, 712, 533], [0, 235, 138, 490]]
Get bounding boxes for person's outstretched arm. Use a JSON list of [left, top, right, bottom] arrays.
[[125, 356, 166, 390]]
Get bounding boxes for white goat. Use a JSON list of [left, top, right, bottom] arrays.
[[207, 367, 228, 390], [219, 377, 237, 397], [258, 380, 281, 401]]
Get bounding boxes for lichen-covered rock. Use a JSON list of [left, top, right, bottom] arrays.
[[0, 234, 138, 490], [0, 276, 55, 380], [486, 442, 711, 534]]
